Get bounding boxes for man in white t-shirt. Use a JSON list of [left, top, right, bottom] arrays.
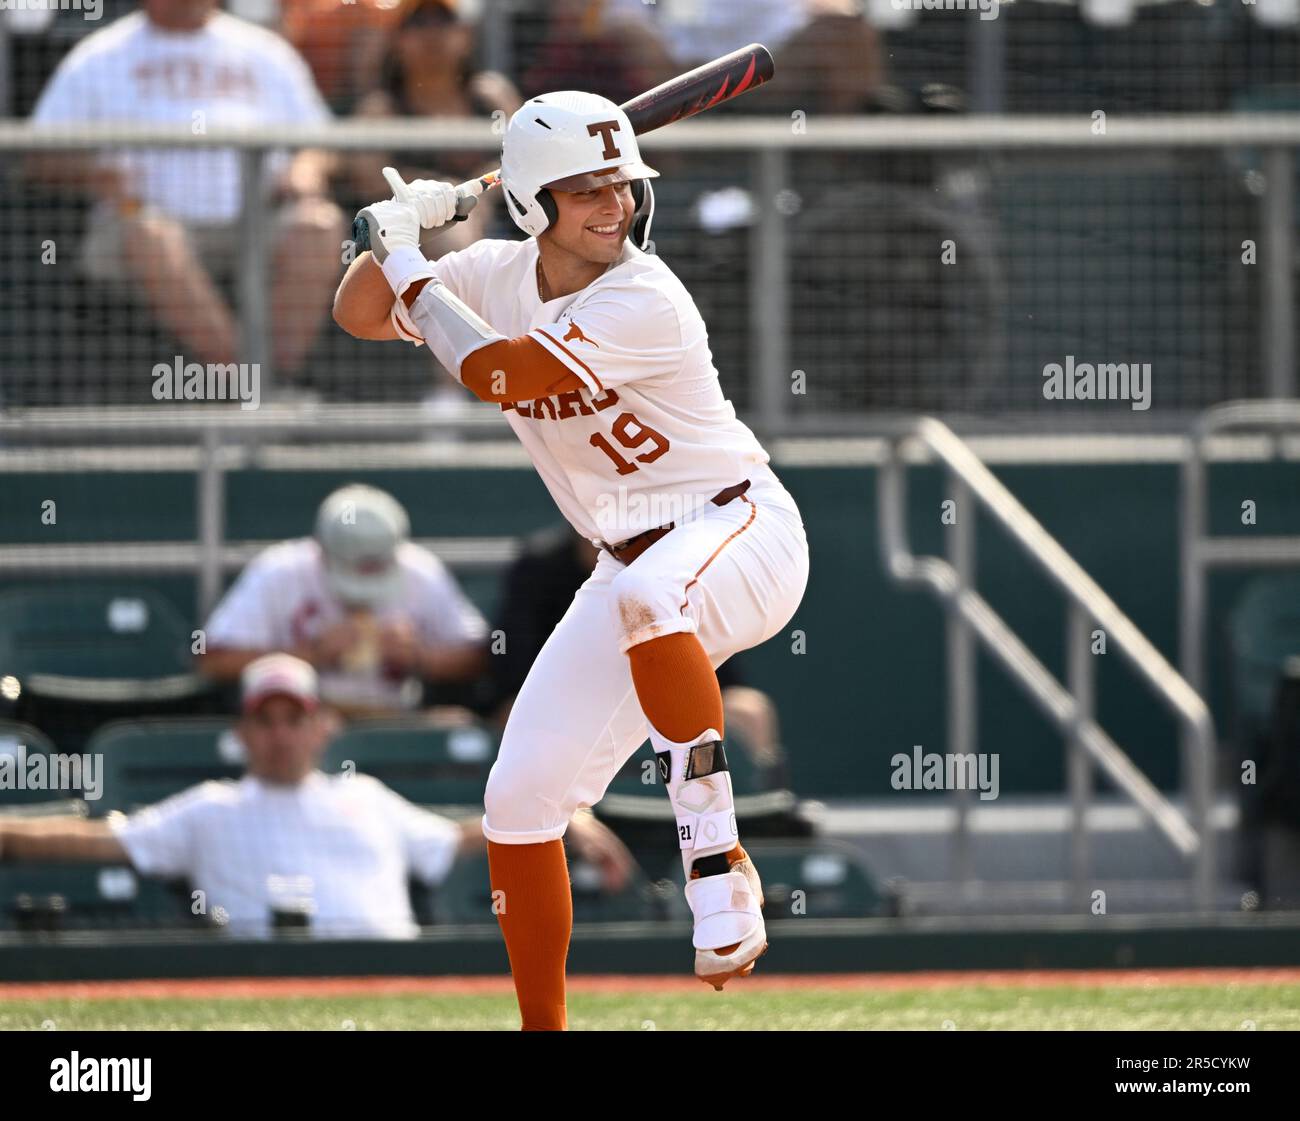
[[0, 653, 636, 939], [605, 0, 881, 114], [198, 484, 489, 716], [26, 0, 344, 378]]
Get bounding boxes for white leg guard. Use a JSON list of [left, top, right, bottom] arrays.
[[649, 726, 738, 881], [650, 727, 768, 986]]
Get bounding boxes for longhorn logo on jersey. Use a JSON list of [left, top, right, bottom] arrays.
[[564, 321, 600, 348]]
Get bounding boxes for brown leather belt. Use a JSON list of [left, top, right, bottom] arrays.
[[600, 480, 752, 566]]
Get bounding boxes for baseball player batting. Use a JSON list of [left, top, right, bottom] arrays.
[[333, 89, 809, 1031]]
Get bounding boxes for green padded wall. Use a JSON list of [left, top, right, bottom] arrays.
[[4, 456, 1298, 796]]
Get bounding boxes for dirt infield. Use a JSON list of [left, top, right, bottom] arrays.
[[3, 967, 1299, 1002]]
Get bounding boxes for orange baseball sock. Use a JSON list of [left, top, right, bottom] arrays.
[[627, 631, 724, 742], [486, 838, 572, 1031]]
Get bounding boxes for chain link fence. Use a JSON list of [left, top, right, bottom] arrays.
[[0, 117, 1290, 425], [0, 1, 1298, 425]]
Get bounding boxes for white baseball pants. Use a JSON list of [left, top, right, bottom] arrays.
[[482, 462, 810, 844]]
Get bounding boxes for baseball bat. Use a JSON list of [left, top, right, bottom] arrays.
[[352, 42, 776, 252]]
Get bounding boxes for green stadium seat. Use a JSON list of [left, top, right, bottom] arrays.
[[1227, 574, 1300, 737], [0, 862, 196, 933], [426, 850, 655, 926], [0, 721, 75, 808], [87, 718, 244, 817], [322, 719, 497, 810], [0, 584, 206, 703], [743, 840, 893, 920]]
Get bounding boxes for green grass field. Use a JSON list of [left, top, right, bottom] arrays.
[[3, 982, 1299, 1031]]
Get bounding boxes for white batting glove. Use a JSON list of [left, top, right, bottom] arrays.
[[353, 195, 420, 265], [386, 168, 478, 230], [353, 193, 437, 301]]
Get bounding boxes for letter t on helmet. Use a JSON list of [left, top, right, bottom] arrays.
[[499, 90, 658, 250]]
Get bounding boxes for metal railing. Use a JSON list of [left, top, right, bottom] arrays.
[[0, 404, 527, 619], [879, 417, 1216, 910], [1180, 399, 1300, 695], [1, 114, 1297, 426]]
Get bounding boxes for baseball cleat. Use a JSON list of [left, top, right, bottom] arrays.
[[686, 847, 767, 990]]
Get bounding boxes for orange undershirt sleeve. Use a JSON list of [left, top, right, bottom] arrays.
[[460, 338, 588, 403]]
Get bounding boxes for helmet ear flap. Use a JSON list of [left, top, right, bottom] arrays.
[[537, 188, 558, 231], [631, 178, 655, 251]]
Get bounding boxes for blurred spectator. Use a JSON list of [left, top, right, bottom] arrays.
[[609, 0, 883, 115], [518, 0, 676, 108], [0, 654, 634, 938], [487, 524, 791, 788], [605, 0, 804, 65], [25, 0, 345, 380], [198, 484, 489, 718], [279, 0, 407, 113], [346, 0, 521, 257]]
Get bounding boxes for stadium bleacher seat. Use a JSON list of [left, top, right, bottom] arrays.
[[424, 850, 655, 926], [0, 584, 213, 752], [1226, 575, 1300, 892], [1228, 574, 1300, 743], [1260, 658, 1300, 831], [87, 718, 243, 817], [0, 584, 202, 694], [322, 719, 498, 810], [0, 720, 73, 809], [0, 862, 195, 933], [743, 840, 894, 920]]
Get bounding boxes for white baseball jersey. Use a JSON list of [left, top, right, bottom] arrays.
[[31, 11, 330, 223], [204, 538, 488, 711], [394, 237, 771, 547], [110, 772, 462, 939]]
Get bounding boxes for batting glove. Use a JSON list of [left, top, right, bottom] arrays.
[[352, 195, 437, 303], [403, 175, 478, 230], [353, 195, 420, 266]]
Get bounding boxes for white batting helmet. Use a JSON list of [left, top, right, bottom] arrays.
[[500, 90, 658, 249]]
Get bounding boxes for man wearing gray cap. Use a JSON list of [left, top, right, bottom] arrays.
[[198, 484, 488, 716]]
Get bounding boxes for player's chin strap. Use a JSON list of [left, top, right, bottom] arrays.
[[651, 727, 739, 882]]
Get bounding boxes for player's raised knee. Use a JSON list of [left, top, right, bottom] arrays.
[[608, 564, 669, 640]]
